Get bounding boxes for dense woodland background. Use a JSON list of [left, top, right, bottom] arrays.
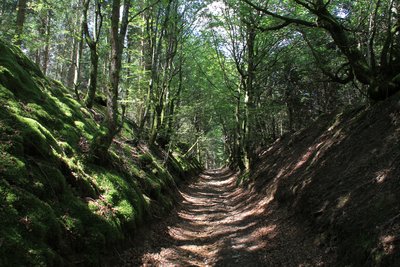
[[1, 0, 400, 266], [3, 0, 399, 170]]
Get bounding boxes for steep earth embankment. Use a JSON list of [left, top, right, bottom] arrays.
[[251, 94, 400, 266], [0, 40, 201, 266]]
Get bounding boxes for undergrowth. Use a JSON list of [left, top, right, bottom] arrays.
[[0, 39, 201, 266]]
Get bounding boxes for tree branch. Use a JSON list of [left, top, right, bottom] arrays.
[[241, 0, 318, 28], [301, 31, 353, 84], [129, 0, 162, 22]]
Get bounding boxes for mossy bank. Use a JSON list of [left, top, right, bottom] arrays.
[[0, 39, 201, 266]]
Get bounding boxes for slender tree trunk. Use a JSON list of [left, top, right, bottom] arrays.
[[85, 49, 99, 108], [148, 1, 173, 145], [107, 0, 124, 133], [122, 25, 136, 120], [67, 37, 78, 88], [165, 53, 183, 145], [42, 11, 51, 75], [244, 24, 256, 170], [83, 0, 103, 108], [15, 0, 28, 46], [73, 16, 84, 100], [90, 0, 130, 160], [68, 3, 84, 92], [234, 89, 245, 171], [35, 50, 41, 67], [138, 13, 155, 135]]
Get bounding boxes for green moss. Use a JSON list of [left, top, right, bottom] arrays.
[[139, 153, 153, 166], [0, 153, 27, 180], [25, 103, 57, 125], [0, 180, 62, 266], [32, 163, 66, 196], [73, 120, 97, 141], [17, 115, 62, 157], [236, 170, 250, 186], [117, 200, 135, 221], [59, 141, 74, 157], [0, 38, 201, 265]]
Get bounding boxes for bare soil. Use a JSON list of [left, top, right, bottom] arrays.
[[119, 168, 334, 266]]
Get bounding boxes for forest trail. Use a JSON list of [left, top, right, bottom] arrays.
[[120, 169, 333, 266]]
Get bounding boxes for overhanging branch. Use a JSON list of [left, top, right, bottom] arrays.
[[241, 0, 318, 28]]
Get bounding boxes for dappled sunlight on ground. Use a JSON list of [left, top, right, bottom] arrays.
[[117, 96, 400, 266], [120, 168, 332, 266]]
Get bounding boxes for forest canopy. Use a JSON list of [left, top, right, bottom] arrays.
[[1, 0, 399, 169]]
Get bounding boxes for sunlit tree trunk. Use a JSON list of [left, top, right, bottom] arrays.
[[73, 16, 84, 100], [67, 1, 84, 100], [42, 10, 51, 75], [234, 87, 245, 171]]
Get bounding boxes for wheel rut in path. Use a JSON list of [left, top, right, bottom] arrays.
[[120, 168, 333, 266]]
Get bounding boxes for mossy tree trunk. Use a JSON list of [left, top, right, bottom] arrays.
[[85, 49, 99, 108], [82, 0, 103, 108]]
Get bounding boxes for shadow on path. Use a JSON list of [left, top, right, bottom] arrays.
[[119, 168, 333, 266]]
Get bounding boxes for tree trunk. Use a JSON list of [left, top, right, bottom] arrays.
[[164, 53, 183, 145], [67, 3, 84, 93], [15, 0, 28, 46], [84, 49, 99, 108], [67, 37, 78, 88], [244, 23, 257, 170], [234, 89, 245, 171], [314, 1, 399, 100], [73, 17, 84, 100], [82, 0, 103, 108], [42, 11, 51, 75], [245, 0, 400, 101], [90, 0, 130, 161]]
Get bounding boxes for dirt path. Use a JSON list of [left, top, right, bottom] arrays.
[[119, 169, 334, 266]]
